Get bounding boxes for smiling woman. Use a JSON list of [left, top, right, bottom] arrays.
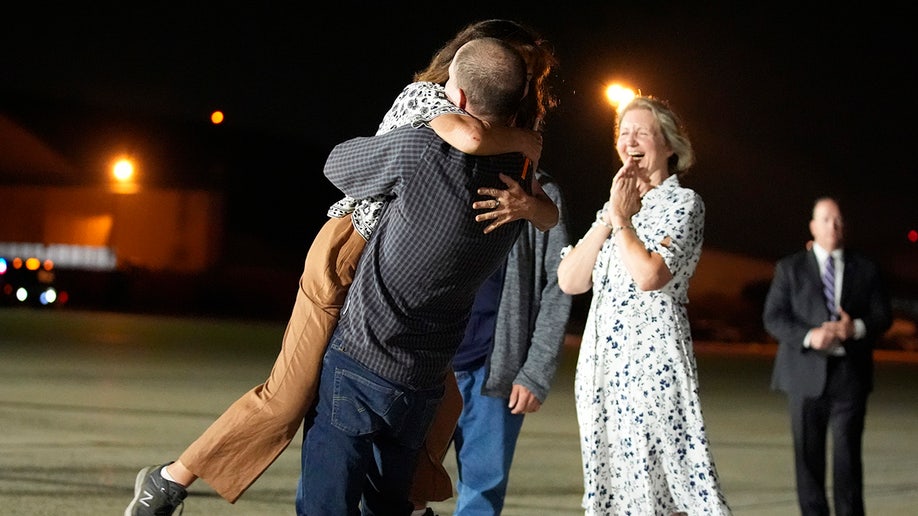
[[558, 95, 732, 515]]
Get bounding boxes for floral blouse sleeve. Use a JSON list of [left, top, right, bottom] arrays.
[[644, 190, 703, 275], [638, 183, 705, 301], [328, 82, 468, 221], [376, 81, 466, 135]]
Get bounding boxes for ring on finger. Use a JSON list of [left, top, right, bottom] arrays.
[[494, 199, 500, 208]]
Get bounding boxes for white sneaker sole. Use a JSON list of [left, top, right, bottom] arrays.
[[124, 465, 155, 516]]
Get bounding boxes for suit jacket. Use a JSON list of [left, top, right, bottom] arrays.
[[763, 248, 892, 398]]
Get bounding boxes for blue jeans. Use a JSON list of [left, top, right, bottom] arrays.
[[295, 334, 444, 516], [452, 364, 525, 515]]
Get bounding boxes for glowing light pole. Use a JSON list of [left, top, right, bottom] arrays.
[[604, 83, 636, 114], [111, 157, 139, 194]]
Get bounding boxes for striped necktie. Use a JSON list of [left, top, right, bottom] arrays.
[[823, 254, 838, 320]]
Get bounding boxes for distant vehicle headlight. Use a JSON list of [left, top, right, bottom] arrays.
[[40, 288, 57, 305]]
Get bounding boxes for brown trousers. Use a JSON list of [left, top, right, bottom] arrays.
[[178, 215, 460, 503]]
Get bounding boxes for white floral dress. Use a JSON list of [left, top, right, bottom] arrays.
[[326, 81, 464, 239], [572, 175, 731, 515]]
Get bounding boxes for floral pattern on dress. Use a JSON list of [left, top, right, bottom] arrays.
[[574, 175, 731, 515], [326, 82, 465, 240]]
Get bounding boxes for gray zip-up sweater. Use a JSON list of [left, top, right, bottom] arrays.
[[483, 170, 573, 402]]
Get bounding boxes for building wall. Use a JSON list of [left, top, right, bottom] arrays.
[[0, 185, 223, 272]]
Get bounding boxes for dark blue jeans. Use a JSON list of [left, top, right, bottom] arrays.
[[295, 334, 444, 516]]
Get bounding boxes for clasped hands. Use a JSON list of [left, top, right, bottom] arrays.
[[603, 156, 643, 225], [809, 308, 855, 351]]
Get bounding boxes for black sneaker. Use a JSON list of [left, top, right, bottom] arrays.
[[124, 462, 187, 516]]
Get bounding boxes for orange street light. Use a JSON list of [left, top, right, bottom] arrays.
[[604, 83, 636, 114], [113, 158, 134, 181], [111, 157, 139, 194]]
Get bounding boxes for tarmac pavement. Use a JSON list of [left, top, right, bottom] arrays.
[[1, 308, 916, 515]]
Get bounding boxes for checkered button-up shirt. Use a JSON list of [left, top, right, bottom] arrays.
[[324, 125, 528, 388]]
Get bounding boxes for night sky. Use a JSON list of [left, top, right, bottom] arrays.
[[2, 4, 916, 285]]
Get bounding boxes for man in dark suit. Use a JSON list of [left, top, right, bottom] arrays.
[[763, 196, 892, 516]]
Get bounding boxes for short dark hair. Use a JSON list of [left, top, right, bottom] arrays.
[[451, 37, 527, 124], [415, 19, 558, 130]]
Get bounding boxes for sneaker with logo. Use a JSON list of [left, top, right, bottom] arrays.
[[124, 462, 188, 516]]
